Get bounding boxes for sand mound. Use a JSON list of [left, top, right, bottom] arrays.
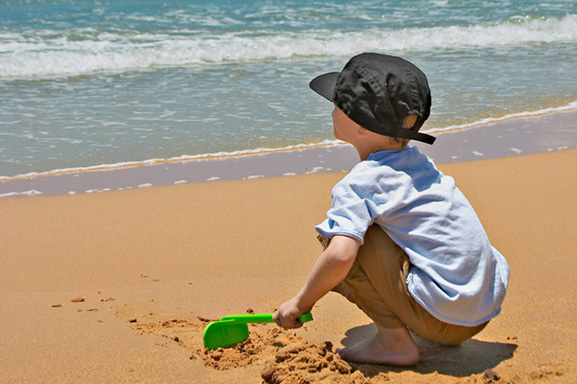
[[262, 340, 375, 384], [199, 324, 385, 383], [202, 326, 302, 370], [202, 325, 382, 383], [127, 313, 354, 378]]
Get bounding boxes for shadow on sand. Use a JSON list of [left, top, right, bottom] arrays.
[[340, 324, 517, 378]]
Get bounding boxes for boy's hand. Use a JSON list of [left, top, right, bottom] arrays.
[[273, 297, 309, 329]]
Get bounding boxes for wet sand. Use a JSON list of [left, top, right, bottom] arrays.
[[1, 109, 575, 198]]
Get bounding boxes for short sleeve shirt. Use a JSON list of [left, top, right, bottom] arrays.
[[315, 146, 509, 326]]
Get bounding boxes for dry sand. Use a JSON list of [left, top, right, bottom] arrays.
[[1, 149, 575, 383]]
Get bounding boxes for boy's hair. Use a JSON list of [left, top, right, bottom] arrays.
[[391, 115, 418, 148], [309, 53, 436, 145]]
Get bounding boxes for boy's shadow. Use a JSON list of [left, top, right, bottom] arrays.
[[339, 324, 517, 377]]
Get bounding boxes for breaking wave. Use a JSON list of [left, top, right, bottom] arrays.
[[1, 14, 575, 79]]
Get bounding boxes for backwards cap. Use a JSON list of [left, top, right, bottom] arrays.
[[310, 53, 435, 144]]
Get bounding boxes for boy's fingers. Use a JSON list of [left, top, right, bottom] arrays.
[[273, 310, 303, 329], [272, 311, 281, 326], [292, 319, 304, 329], [273, 310, 290, 328], [284, 315, 303, 329]]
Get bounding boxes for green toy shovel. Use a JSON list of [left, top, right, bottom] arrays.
[[203, 312, 313, 350]]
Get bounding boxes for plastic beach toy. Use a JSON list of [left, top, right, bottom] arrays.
[[203, 312, 313, 350]]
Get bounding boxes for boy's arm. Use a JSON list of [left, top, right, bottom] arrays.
[[273, 235, 361, 329]]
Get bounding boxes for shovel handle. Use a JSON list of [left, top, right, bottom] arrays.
[[219, 312, 313, 324]]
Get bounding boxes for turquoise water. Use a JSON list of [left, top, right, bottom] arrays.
[[0, 0, 575, 178]]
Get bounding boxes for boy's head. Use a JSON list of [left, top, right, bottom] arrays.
[[310, 53, 435, 145]]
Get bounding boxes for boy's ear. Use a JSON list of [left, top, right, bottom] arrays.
[[402, 115, 418, 129], [357, 126, 370, 136]]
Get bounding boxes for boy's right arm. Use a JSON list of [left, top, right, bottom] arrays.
[[273, 235, 361, 329]]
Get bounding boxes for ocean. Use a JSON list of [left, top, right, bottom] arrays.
[[1, 0, 576, 179]]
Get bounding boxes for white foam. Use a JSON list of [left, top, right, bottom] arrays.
[[84, 188, 112, 194], [0, 139, 345, 182], [306, 167, 325, 174], [425, 101, 577, 134], [0, 190, 42, 198], [1, 15, 575, 80]]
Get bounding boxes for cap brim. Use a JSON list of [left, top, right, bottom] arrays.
[[309, 72, 339, 102]]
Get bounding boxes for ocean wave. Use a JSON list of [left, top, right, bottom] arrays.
[[0, 14, 575, 79]]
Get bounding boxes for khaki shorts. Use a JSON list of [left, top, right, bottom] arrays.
[[321, 225, 488, 345]]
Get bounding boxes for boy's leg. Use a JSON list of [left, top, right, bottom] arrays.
[[331, 271, 419, 365], [328, 225, 488, 363], [329, 227, 418, 365]]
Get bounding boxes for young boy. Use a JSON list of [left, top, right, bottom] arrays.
[[273, 53, 509, 366]]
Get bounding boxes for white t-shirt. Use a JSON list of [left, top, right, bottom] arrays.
[[315, 146, 509, 326]]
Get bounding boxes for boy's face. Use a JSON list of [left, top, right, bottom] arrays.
[[332, 106, 359, 143]]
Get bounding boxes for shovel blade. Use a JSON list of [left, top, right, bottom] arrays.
[[203, 320, 249, 350]]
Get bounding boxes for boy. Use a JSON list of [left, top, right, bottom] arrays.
[[273, 53, 509, 366]]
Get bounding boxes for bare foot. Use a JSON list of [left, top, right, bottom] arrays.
[[336, 324, 419, 366]]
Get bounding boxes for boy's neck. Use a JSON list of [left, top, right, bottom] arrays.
[[354, 140, 404, 161]]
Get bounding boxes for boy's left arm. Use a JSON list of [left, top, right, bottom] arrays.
[[273, 235, 361, 329]]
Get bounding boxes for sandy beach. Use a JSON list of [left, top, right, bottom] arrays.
[[2, 1, 575, 382], [1, 143, 576, 382]]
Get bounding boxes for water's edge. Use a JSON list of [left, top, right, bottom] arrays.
[[1, 109, 575, 198]]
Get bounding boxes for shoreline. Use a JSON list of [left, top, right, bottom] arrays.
[[3, 101, 575, 183], [1, 108, 575, 198]]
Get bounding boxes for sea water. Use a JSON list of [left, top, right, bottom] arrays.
[[0, 0, 576, 179]]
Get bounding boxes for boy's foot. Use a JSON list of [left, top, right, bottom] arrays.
[[335, 324, 419, 366]]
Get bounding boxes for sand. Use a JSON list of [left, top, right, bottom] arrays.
[[1, 148, 575, 383]]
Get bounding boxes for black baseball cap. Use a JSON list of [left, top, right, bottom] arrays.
[[310, 53, 435, 145]]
